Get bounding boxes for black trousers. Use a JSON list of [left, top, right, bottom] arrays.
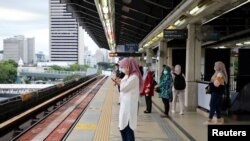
[[162, 98, 170, 115], [120, 124, 135, 141], [145, 96, 152, 112]]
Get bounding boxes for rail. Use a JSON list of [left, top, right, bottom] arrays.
[[0, 75, 99, 137]]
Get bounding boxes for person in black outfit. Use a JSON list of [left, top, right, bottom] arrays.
[[114, 64, 125, 92], [114, 64, 125, 105]]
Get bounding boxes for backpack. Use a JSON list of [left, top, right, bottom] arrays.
[[173, 73, 186, 90]]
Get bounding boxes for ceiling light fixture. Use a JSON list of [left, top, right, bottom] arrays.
[[236, 43, 243, 46], [219, 46, 226, 49], [189, 5, 207, 16], [244, 41, 250, 45]]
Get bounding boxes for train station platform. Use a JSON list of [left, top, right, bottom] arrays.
[[65, 78, 248, 141], [64, 77, 218, 141]]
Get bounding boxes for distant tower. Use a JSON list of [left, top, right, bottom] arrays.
[[18, 58, 24, 67], [16, 58, 24, 84], [49, 0, 79, 63]]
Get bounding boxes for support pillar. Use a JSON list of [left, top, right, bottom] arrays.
[[140, 52, 146, 67], [146, 48, 153, 65], [157, 40, 167, 81], [166, 48, 173, 67], [185, 24, 202, 111]]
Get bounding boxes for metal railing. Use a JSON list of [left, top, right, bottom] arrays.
[[229, 75, 237, 92]]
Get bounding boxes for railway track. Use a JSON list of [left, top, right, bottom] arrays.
[[0, 75, 107, 141]]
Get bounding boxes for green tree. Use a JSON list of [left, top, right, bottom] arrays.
[[80, 64, 89, 71], [4, 59, 18, 67], [97, 62, 113, 70], [69, 64, 80, 71], [0, 60, 17, 83], [49, 65, 64, 71]]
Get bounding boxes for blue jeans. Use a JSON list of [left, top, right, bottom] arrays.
[[209, 92, 222, 119], [120, 124, 135, 141]]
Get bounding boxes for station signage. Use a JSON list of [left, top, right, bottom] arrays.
[[109, 52, 142, 57], [164, 29, 187, 39], [116, 43, 138, 53]]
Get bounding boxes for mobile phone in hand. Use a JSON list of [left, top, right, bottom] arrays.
[[111, 78, 119, 85]]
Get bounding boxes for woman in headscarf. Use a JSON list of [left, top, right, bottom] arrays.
[[116, 57, 143, 141], [141, 69, 156, 113], [205, 61, 228, 124], [156, 65, 173, 118]]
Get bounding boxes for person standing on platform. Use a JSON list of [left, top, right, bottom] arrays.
[[204, 61, 228, 124], [155, 65, 173, 118], [141, 70, 156, 113], [113, 63, 125, 104], [114, 57, 143, 141], [172, 64, 186, 115]]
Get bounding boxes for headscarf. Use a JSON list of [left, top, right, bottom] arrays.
[[174, 64, 181, 75], [119, 57, 143, 92], [160, 65, 171, 80], [159, 65, 173, 99]]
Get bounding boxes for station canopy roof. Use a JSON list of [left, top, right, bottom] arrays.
[[61, 0, 182, 50], [61, 0, 250, 50]]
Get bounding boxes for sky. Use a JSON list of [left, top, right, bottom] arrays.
[[0, 0, 99, 56]]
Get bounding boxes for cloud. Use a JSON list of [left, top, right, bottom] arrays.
[[0, 0, 104, 57], [83, 30, 99, 54], [0, 7, 43, 22], [0, 0, 49, 55], [24, 28, 49, 55]]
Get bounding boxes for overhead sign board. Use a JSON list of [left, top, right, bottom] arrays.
[[109, 52, 142, 57], [164, 29, 187, 39], [116, 43, 138, 53]]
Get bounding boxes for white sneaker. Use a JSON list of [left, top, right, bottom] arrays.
[[216, 118, 224, 124], [203, 120, 213, 125], [179, 112, 184, 115], [171, 110, 175, 113]]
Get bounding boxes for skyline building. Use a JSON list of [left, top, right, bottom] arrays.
[[49, 0, 79, 63], [3, 35, 35, 64]]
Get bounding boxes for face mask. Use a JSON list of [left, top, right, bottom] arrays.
[[163, 70, 168, 74], [120, 68, 125, 73]]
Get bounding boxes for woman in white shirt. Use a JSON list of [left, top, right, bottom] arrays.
[[115, 57, 143, 141]]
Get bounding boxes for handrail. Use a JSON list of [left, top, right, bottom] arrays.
[[0, 75, 99, 131]]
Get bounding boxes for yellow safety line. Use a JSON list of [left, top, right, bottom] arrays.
[[93, 79, 114, 141]]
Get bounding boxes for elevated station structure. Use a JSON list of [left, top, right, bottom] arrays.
[[59, 0, 250, 112]]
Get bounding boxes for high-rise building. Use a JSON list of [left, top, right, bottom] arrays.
[[35, 51, 46, 62], [3, 35, 35, 64], [0, 50, 3, 61], [49, 0, 79, 63]]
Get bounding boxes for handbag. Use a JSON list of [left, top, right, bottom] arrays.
[[205, 83, 212, 94], [155, 87, 161, 93]]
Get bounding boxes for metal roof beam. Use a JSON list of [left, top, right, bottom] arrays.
[[144, 0, 172, 10], [121, 27, 145, 37], [120, 21, 148, 32], [74, 11, 100, 20], [121, 32, 142, 40], [122, 5, 160, 20], [68, 3, 97, 14], [121, 15, 153, 27]]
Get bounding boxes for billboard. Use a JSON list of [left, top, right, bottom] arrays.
[[116, 43, 138, 53]]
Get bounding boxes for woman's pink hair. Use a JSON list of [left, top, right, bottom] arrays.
[[119, 57, 143, 92]]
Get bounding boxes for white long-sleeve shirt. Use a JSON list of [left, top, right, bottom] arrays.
[[119, 74, 139, 130]]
